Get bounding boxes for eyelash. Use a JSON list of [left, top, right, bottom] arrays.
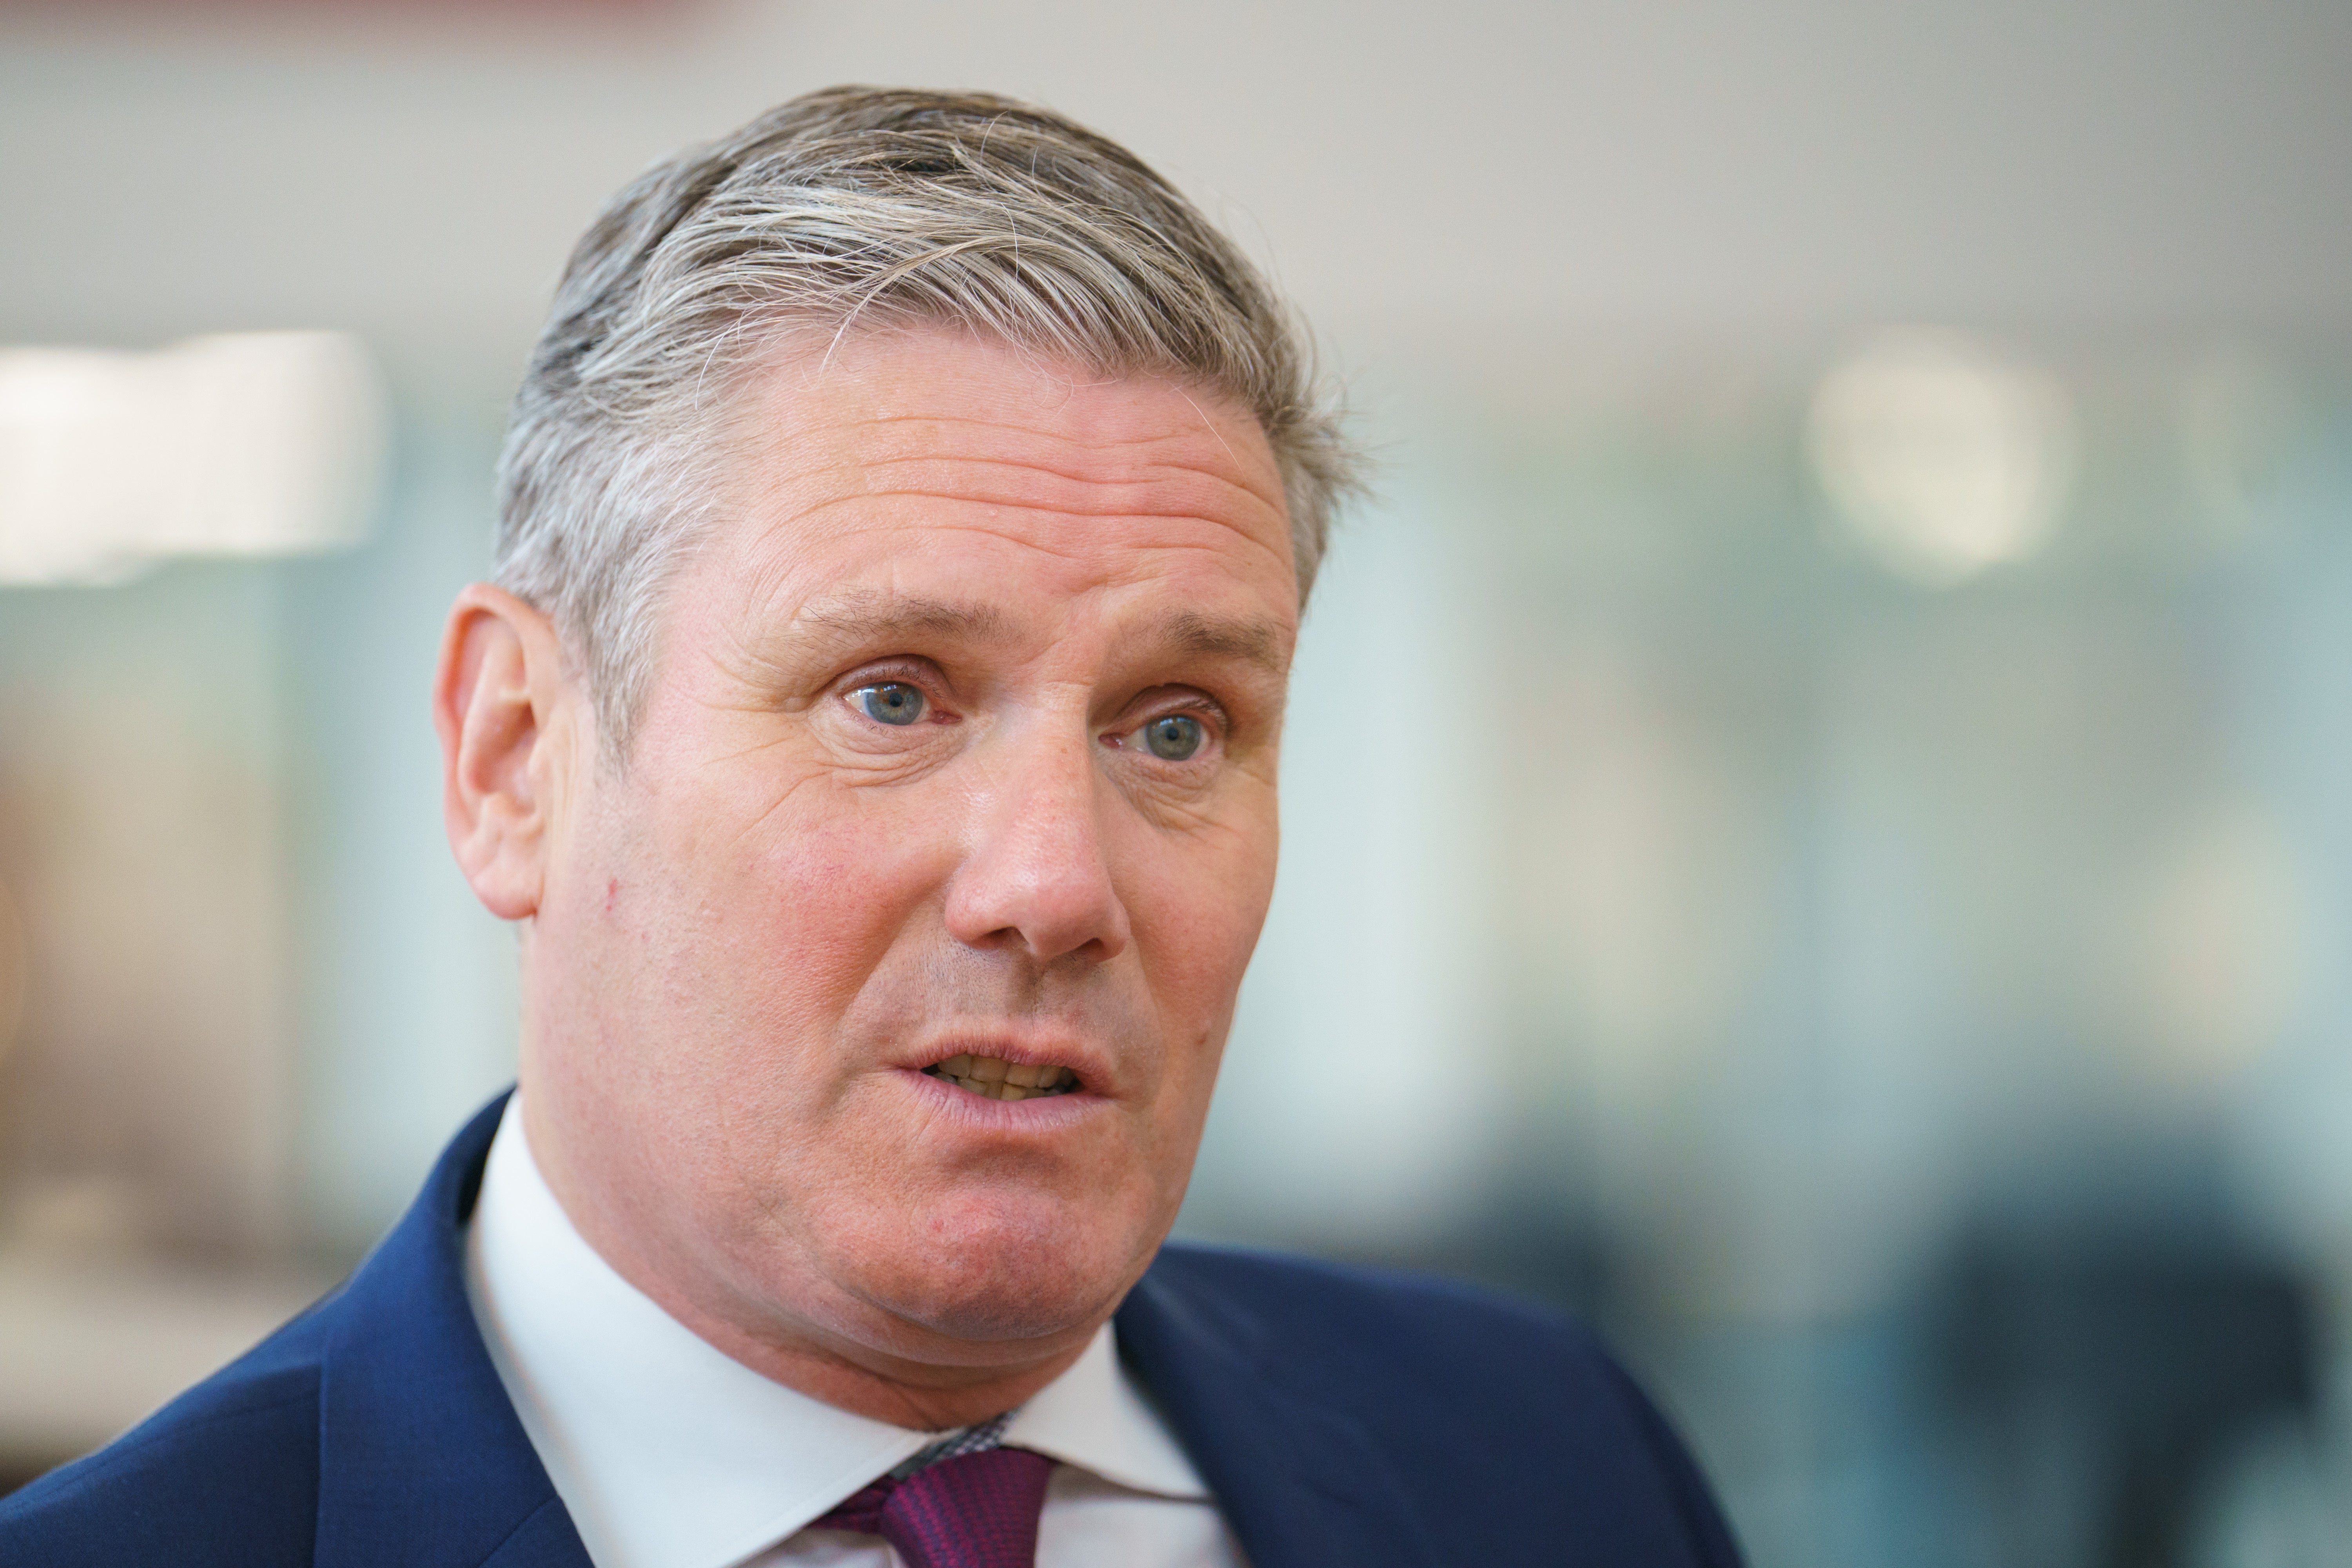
[[838, 664, 951, 712], [1106, 699, 1225, 749], [835, 668, 1229, 752]]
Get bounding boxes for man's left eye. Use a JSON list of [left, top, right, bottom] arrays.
[[853, 682, 927, 726], [1139, 715, 1204, 760]]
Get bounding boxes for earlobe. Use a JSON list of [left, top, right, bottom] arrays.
[[434, 584, 574, 922]]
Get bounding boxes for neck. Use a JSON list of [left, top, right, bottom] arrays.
[[643, 1294, 1095, 1431]]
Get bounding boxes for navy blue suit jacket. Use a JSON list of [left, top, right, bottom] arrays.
[[0, 1095, 1742, 1566]]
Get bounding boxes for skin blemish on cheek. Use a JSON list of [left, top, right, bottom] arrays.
[[605, 878, 621, 916]]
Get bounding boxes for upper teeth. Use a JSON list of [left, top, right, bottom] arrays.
[[927, 1054, 1078, 1101]]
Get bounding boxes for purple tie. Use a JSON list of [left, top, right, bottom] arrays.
[[809, 1445, 1056, 1568]]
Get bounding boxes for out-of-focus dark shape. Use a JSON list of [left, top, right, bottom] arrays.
[[1933, 1204, 2319, 1568], [1312, 1192, 1618, 1327]]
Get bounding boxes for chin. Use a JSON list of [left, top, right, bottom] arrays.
[[838, 1189, 1151, 1348]]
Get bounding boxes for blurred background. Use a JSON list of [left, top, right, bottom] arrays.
[[3, 3, 2350, 1563]]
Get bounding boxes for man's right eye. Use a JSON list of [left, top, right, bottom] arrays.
[[853, 682, 927, 726]]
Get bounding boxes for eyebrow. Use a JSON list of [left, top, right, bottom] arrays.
[[1160, 609, 1289, 677], [781, 593, 1289, 679], [790, 593, 1016, 648]]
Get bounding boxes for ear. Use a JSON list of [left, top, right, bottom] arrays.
[[434, 583, 583, 921]]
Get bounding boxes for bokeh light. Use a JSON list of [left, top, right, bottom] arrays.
[[0, 332, 386, 585], [1808, 328, 2078, 587]]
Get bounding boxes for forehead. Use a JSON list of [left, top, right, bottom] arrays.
[[701, 328, 1299, 631]]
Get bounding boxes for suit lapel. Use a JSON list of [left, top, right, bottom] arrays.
[[309, 1099, 1439, 1568], [1116, 1261, 1443, 1568], [313, 1094, 593, 1568]]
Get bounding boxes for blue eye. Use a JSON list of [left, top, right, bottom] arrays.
[[1143, 714, 1204, 760], [857, 682, 927, 726]]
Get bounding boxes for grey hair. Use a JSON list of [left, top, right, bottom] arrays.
[[493, 85, 1361, 759]]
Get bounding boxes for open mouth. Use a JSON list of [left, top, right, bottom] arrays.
[[924, 1054, 1082, 1102]]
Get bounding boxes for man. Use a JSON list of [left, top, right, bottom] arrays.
[[0, 88, 1741, 1567]]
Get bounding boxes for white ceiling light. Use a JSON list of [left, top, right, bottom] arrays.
[[0, 332, 386, 587], [1807, 328, 2077, 588]]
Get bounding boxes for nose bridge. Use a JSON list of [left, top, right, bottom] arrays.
[[945, 709, 1129, 964], [991, 722, 1101, 868]]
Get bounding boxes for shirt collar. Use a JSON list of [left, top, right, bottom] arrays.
[[1002, 1313, 1208, 1500], [463, 1097, 1207, 1568]]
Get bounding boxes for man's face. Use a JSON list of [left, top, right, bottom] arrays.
[[521, 328, 1296, 1384]]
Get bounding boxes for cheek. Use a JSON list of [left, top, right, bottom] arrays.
[[556, 766, 952, 1100], [1122, 804, 1279, 1043], [672, 785, 961, 1028]]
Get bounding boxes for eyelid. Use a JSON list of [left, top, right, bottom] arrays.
[[1123, 686, 1230, 732], [1109, 696, 1228, 757], [836, 658, 954, 703], [835, 664, 965, 736]]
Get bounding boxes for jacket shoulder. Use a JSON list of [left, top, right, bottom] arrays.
[[1140, 1240, 1634, 1410], [1133, 1243, 1743, 1567], [0, 1301, 335, 1566]]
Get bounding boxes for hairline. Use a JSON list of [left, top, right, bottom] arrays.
[[492, 87, 1361, 768]]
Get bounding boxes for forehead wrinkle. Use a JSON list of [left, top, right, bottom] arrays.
[[846, 396, 1274, 440], [791, 487, 1284, 530], [848, 410, 1243, 451], [788, 503, 1297, 592], [725, 444, 1289, 564], [821, 397, 1285, 503], [851, 451, 1282, 519], [710, 372, 1299, 647]]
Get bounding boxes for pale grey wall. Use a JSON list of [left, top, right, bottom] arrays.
[[2, 0, 2348, 359]]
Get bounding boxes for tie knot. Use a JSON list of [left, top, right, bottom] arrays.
[[813, 1445, 1056, 1568]]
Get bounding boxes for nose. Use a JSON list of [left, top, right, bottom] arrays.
[[943, 724, 1132, 966]]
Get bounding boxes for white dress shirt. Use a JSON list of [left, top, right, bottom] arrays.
[[463, 1099, 1246, 1568]]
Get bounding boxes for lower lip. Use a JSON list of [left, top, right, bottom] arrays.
[[901, 1068, 1102, 1127]]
